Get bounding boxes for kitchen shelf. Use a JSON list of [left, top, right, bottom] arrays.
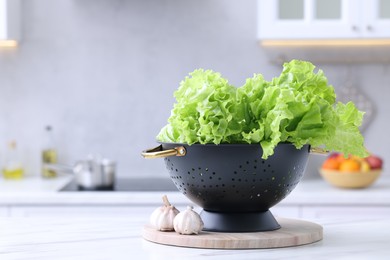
[[269, 54, 390, 65]]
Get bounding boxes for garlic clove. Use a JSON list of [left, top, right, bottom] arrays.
[[150, 195, 179, 231], [173, 206, 204, 235]]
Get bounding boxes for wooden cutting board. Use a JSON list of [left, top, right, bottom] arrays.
[[142, 217, 323, 249]]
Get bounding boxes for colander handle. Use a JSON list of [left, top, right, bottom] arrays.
[[141, 145, 186, 159], [310, 147, 328, 155]]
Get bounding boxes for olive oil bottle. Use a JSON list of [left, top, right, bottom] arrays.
[[2, 141, 24, 179], [41, 126, 58, 178]]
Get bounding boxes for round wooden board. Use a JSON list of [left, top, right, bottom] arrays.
[[142, 218, 323, 249]]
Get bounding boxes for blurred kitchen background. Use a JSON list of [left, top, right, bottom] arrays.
[[0, 0, 389, 179]]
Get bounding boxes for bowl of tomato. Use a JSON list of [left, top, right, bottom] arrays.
[[319, 153, 383, 189]]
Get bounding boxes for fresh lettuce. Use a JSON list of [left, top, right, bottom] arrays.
[[157, 69, 242, 145], [157, 60, 368, 159]]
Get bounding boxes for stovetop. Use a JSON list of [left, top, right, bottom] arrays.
[[59, 177, 178, 192]]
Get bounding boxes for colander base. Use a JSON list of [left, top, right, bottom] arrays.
[[200, 210, 280, 232]]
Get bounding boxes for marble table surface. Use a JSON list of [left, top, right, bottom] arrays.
[[1, 214, 389, 260], [1, 175, 389, 259]]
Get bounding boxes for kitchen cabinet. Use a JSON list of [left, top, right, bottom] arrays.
[[275, 204, 390, 219], [5, 204, 390, 220], [300, 205, 390, 219], [1, 176, 389, 221], [0, 207, 8, 216], [4, 205, 301, 219], [0, 0, 20, 45], [8, 206, 154, 219], [271, 205, 301, 218], [258, 0, 390, 40]]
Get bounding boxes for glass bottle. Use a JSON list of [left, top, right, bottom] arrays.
[[41, 125, 58, 178], [2, 140, 24, 179]]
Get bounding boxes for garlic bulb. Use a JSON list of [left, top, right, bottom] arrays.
[[150, 195, 179, 231], [173, 206, 204, 235]]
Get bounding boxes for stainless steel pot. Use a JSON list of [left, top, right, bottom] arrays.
[[45, 158, 116, 190], [73, 159, 116, 190]]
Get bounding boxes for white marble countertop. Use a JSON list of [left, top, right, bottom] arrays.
[[1, 175, 389, 259], [1, 215, 389, 259], [0, 174, 389, 207]]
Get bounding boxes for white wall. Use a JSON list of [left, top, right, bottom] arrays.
[[0, 0, 389, 178]]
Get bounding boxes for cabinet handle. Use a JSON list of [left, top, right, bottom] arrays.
[[351, 25, 359, 31], [367, 25, 373, 31]]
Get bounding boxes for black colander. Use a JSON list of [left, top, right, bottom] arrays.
[[142, 143, 317, 232]]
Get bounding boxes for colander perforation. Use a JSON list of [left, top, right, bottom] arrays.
[[163, 144, 309, 214]]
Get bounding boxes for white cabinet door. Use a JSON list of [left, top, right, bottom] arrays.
[[301, 206, 390, 219], [362, 0, 390, 38], [258, 0, 390, 40], [271, 205, 300, 218], [9, 206, 154, 220], [0, 206, 9, 217], [258, 0, 359, 39]]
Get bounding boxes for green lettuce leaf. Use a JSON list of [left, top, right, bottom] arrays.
[[157, 69, 242, 145], [157, 61, 368, 159]]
